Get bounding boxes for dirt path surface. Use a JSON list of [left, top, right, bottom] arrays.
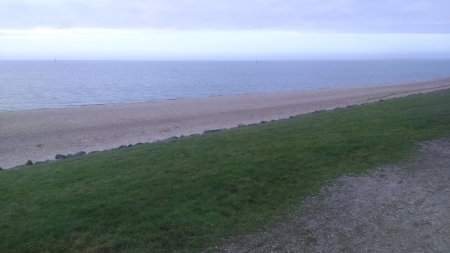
[[1, 78, 450, 169], [213, 138, 450, 252]]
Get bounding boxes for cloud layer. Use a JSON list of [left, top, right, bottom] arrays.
[[1, 0, 450, 33]]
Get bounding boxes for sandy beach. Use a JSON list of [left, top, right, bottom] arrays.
[[1, 78, 450, 169]]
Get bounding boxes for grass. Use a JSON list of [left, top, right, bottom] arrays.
[[1, 89, 450, 252]]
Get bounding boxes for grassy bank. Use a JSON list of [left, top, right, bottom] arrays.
[[1, 89, 450, 252]]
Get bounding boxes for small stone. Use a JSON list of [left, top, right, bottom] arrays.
[[26, 160, 33, 165], [203, 129, 220, 134], [237, 124, 246, 128], [89, 151, 99, 154], [118, 145, 128, 149], [74, 151, 86, 157], [289, 116, 295, 118], [55, 154, 67, 159], [166, 136, 179, 140], [136, 142, 144, 145], [128, 144, 133, 147], [261, 121, 268, 124], [0, 167, 3, 170]]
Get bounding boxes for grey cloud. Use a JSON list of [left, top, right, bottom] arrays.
[[1, 0, 449, 33]]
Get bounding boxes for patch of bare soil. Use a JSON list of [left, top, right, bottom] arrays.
[[212, 138, 450, 252]]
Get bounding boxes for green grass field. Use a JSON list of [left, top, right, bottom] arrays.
[[1, 89, 450, 252]]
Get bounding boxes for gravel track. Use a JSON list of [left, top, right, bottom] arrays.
[[211, 138, 450, 252]]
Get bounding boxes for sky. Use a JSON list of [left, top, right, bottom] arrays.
[[1, 0, 450, 60]]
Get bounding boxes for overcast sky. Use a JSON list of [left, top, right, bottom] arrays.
[[1, 0, 450, 60]]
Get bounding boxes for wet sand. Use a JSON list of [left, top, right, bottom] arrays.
[[1, 78, 449, 169]]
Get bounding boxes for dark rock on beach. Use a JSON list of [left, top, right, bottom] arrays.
[[203, 129, 220, 134], [74, 151, 86, 157], [238, 124, 246, 128], [26, 160, 33, 166], [118, 145, 128, 149], [55, 154, 67, 159]]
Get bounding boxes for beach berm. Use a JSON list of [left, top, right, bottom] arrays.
[[1, 78, 449, 169]]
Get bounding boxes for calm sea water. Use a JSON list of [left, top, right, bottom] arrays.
[[1, 60, 449, 111]]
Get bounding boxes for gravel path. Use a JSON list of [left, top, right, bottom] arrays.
[[212, 138, 450, 252]]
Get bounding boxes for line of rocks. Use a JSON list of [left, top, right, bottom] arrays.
[[3, 102, 379, 171]]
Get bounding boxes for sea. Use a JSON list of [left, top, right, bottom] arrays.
[[1, 60, 449, 112]]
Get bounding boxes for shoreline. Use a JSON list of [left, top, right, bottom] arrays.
[[1, 78, 450, 169], [1, 76, 449, 114]]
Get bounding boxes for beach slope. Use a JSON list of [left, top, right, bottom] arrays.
[[1, 78, 449, 169]]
